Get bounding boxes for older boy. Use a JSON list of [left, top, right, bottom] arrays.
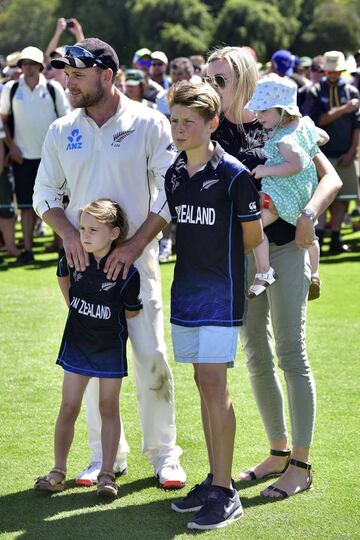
[[165, 81, 262, 530]]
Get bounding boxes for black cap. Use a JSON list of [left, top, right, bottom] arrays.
[[51, 38, 119, 75]]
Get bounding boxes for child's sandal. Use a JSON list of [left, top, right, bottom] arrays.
[[308, 275, 321, 301], [97, 471, 118, 498], [34, 468, 66, 493], [248, 267, 278, 298]]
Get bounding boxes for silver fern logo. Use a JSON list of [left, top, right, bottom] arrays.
[[201, 179, 219, 191], [99, 281, 117, 292], [111, 129, 135, 147], [73, 270, 83, 282]]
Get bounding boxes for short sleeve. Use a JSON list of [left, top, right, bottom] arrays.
[[165, 167, 177, 223], [120, 266, 143, 312], [56, 255, 69, 277], [230, 170, 261, 222]]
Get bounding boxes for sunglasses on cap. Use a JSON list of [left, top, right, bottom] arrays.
[[137, 59, 151, 67], [64, 45, 108, 69], [202, 74, 230, 89]]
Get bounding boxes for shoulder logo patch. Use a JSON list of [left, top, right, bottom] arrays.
[[112, 129, 135, 147]]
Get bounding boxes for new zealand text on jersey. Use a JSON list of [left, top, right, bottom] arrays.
[[70, 296, 111, 319], [175, 204, 216, 225]]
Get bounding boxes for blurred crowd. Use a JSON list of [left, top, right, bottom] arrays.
[[0, 17, 359, 266]]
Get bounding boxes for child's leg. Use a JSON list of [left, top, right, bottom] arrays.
[[308, 240, 320, 277], [99, 377, 122, 473], [196, 363, 235, 488], [55, 372, 90, 471], [253, 207, 278, 274]]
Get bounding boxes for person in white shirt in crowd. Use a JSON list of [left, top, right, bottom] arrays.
[[0, 46, 69, 264], [33, 37, 186, 489], [150, 51, 171, 90]]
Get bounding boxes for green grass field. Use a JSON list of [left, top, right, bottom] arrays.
[[0, 224, 359, 539]]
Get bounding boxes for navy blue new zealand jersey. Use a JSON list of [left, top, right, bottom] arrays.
[[56, 253, 142, 378], [165, 142, 260, 327]]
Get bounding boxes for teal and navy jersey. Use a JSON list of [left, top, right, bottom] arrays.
[[56, 252, 142, 378], [165, 142, 260, 327]]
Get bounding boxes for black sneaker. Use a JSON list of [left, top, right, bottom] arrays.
[[171, 474, 212, 513], [16, 250, 35, 265], [187, 486, 243, 530]]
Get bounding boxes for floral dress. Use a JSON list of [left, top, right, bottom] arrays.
[[261, 116, 319, 225]]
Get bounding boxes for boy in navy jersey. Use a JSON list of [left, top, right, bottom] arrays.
[[34, 199, 142, 498], [166, 81, 262, 530]]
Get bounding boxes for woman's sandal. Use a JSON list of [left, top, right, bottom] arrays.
[[248, 267, 278, 298], [239, 449, 291, 481], [263, 458, 313, 498], [34, 468, 66, 493], [97, 471, 118, 498]]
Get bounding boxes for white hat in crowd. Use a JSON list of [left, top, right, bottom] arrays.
[[151, 51, 168, 65], [323, 51, 347, 72], [17, 46, 44, 67], [245, 75, 301, 117]]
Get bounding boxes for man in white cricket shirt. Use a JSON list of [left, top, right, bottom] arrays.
[[33, 38, 185, 489]]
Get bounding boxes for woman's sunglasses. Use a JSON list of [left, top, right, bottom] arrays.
[[202, 74, 230, 89]]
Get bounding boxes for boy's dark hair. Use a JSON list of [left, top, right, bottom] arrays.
[[167, 80, 220, 122]]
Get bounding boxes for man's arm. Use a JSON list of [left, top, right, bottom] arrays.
[[338, 128, 359, 167], [104, 212, 167, 280], [295, 152, 342, 248], [319, 98, 359, 127]]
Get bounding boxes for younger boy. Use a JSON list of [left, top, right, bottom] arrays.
[[165, 81, 262, 530]]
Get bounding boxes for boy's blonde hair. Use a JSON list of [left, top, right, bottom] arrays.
[[167, 80, 220, 122], [207, 46, 259, 127], [78, 199, 129, 243]]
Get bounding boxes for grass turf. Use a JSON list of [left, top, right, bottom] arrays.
[[0, 224, 359, 539]]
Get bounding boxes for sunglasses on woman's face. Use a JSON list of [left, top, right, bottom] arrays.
[[202, 74, 230, 89]]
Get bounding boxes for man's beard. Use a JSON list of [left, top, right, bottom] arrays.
[[70, 80, 105, 108]]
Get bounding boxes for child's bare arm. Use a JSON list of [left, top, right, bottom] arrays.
[[252, 142, 302, 179], [125, 309, 140, 319], [57, 275, 70, 307]]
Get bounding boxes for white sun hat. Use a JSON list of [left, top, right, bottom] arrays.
[[245, 74, 301, 117]]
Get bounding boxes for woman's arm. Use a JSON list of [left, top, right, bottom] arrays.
[[295, 152, 342, 248]]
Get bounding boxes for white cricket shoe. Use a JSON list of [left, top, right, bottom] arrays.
[[155, 462, 186, 489], [75, 461, 128, 487]]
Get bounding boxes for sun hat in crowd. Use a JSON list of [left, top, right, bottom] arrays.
[[151, 51, 168, 65], [245, 75, 301, 117], [125, 69, 145, 86], [51, 38, 119, 75], [300, 56, 312, 68], [323, 51, 346, 72], [133, 47, 151, 64], [17, 46, 44, 68], [271, 50, 295, 76]]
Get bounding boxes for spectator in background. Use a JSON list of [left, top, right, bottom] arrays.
[[189, 54, 206, 77], [0, 46, 70, 264], [271, 50, 297, 87], [307, 50, 360, 254], [44, 17, 85, 89], [132, 47, 163, 103], [125, 69, 156, 108], [150, 51, 171, 90], [3, 52, 22, 82]]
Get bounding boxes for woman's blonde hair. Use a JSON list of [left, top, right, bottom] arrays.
[[78, 198, 129, 243], [167, 80, 220, 122], [207, 46, 259, 127]]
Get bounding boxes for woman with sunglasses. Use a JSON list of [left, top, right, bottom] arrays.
[[205, 46, 342, 499]]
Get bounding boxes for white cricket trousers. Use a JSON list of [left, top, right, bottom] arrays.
[[84, 240, 182, 471]]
